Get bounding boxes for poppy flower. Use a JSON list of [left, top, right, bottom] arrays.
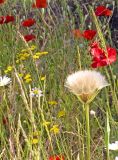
[[21, 18, 36, 27], [0, 15, 15, 24], [32, 0, 47, 8], [90, 42, 117, 68], [95, 6, 112, 16], [0, 0, 5, 4], [49, 155, 64, 160], [71, 29, 82, 38], [82, 30, 97, 40], [24, 34, 36, 42]]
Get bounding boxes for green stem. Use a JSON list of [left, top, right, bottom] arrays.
[[85, 103, 90, 160]]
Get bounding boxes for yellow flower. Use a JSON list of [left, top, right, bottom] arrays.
[[32, 138, 39, 144], [16, 60, 20, 64], [29, 45, 36, 51], [4, 66, 13, 74], [43, 121, 51, 126], [48, 101, 58, 105], [24, 74, 32, 83], [35, 51, 48, 56], [18, 73, 23, 78], [32, 55, 40, 59], [18, 53, 30, 61], [24, 74, 31, 80], [50, 125, 59, 134], [21, 49, 27, 52], [25, 78, 32, 83], [40, 76, 46, 81], [7, 66, 13, 71], [58, 110, 66, 118]]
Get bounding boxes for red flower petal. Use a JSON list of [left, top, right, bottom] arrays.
[[49, 155, 64, 160], [32, 0, 47, 8], [0, 16, 5, 24], [24, 34, 36, 42], [4, 15, 15, 23], [71, 29, 82, 38], [90, 42, 117, 68], [0, 0, 5, 4], [82, 29, 97, 40], [95, 6, 112, 16], [21, 18, 36, 27], [0, 15, 14, 24]]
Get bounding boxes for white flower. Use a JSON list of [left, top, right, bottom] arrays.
[[30, 87, 43, 97], [115, 157, 118, 160], [90, 110, 96, 116], [108, 141, 118, 150], [0, 76, 11, 87], [65, 70, 109, 103]]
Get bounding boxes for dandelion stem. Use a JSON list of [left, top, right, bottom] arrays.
[[85, 103, 90, 160]]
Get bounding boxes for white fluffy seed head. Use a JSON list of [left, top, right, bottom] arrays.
[[65, 70, 109, 102]]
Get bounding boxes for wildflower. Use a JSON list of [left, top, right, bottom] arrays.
[[0, 75, 11, 86], [72, 29, 96, 40], [65, 70, 109, 103], [115, 157, 118, 160], [32, 0, 47, 8], [0, 15, 14, 24], [30, 87, 43, 97], [49, 155, 64, 160], [24, 34, 36, 42], [4, 66, 13, 74], [29, 45, 37, 51], [90, 42, 117, 68], [71, 29, 82, 38], [58, 110, 65, 118], [35, 51, 48, 56], [32, 138, 39, 144], [108, 141, 118, 150], [24, 74, 32, 83], [90, 110, 96, 116], [17, 52, 30, 61], [43, 121, 51, 126], [21, 18, 36, 27], [32, 55, 40, 59], [18, 73, 23, 78], [0, 0, 5, 4], [82, 30, 97, 40], [48, 101, 58, 105], [50, 125, 59, 134], [95, 6, 112, 16], [40, 76, 46, 81]]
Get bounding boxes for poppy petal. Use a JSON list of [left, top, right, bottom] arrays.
[[95, 5, 112, 16], [24, 34, 36, 42], [21, 18, 36, 27], [82, 29, 97, 40], [32, 0, 47, 8]]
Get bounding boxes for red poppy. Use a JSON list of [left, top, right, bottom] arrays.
[[71, 29, 83, 38], [95, 6, 112, 16], [32, 0, 47, 8], [49, 155, 64, 160], [0, 15, 15, 24], [82, 30, 97, 40], [24, 34, 36, 42], [21, 18, 36, 27], [0, 0, 5, 4], [90, 42, 117, 68]]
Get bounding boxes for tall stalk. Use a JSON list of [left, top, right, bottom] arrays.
[[85, 103, 90, 160]]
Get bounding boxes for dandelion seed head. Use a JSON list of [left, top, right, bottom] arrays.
[[65, 70, 109, 103]]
